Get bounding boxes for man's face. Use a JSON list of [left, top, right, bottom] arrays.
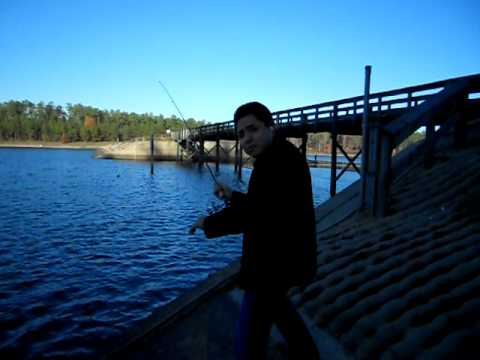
[[237, 114, 273, 158]]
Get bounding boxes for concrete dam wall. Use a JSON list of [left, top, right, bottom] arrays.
[[96, 139, 239, 162]]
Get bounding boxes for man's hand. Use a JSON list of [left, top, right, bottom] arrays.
[[189, 216, 206, 235], [214, 182, 232, 201]]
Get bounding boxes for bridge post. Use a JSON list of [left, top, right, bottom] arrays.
[[215, 136, 220, 172], [176, 131, 180, 162], [364, 117, 381, 214], [300, 124, 308, 159], [150, 134, 155, 176], [181, 127, 186, 161], [198, 138, 204, 169], [330, 105, 338, 197], [300, 114, 308, 158], [360, 65, 372, 210], [234, 139, 239, 173], [301, 133, 308, 158], [180, 128, 184, 161], [150, 134, 154, 160]]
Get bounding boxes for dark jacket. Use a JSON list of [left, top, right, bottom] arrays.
[[203, 136, 317, 291]]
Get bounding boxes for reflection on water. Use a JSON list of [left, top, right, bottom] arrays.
[[0, 148, 358, 358]]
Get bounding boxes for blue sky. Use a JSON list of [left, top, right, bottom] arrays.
[[0, 0, 479, 123]]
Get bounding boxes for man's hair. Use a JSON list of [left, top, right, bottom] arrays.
[[233, 101, 274, 127]]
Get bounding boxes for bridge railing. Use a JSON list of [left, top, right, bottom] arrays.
[[188, 74, 479, 140], [362, 74, 480, 216]]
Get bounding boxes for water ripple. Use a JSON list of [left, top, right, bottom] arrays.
[[0, 148, 358, 358]]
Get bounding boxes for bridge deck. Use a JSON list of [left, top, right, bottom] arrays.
[[186, 74, 480, 142]]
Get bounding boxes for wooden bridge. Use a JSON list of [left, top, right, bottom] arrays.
[[177, 72, 480, 216]]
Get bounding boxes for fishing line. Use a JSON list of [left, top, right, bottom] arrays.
[[157, 80, 221, 187], [157, 81, 245, 261], [157, 80, 231, 220]]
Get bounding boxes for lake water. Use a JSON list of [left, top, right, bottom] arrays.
[[0, 148, 358, 359]]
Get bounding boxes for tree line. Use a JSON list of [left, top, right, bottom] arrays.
[[0, 100, 424, 151], [0, 100, 206, 142]]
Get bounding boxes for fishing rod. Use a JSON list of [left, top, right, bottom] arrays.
[[157, 80, 221, 187]]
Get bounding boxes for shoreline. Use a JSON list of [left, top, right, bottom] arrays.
[[0, 141, 114, 150], [0, 141, 356, 159]]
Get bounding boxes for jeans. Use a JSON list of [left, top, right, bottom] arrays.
[[234, 290, 319, 360]]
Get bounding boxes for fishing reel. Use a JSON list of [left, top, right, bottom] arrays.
[[206, 199, 231, 216]]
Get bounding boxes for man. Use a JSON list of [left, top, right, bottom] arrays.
[[190, 101, 319, 359]]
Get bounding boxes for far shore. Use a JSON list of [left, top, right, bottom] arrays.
[[0, 140, 355, 159], [0, 141, 114, 150]]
